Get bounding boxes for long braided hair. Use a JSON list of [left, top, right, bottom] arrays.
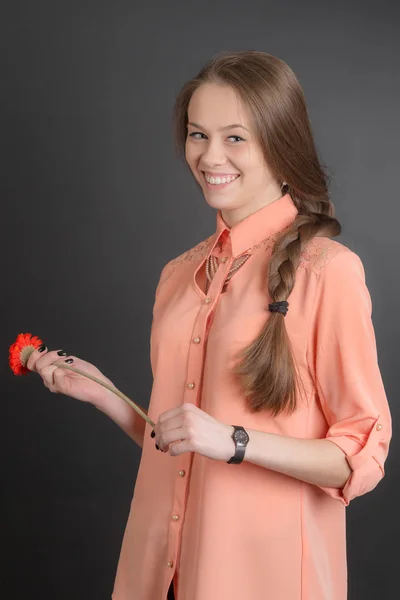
[[172, 50, 341, 416]]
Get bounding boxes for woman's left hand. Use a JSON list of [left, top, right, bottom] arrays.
[[153, 402, 235, 462]]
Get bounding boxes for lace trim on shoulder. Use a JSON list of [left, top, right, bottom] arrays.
[[166, 234, 216, 272], [298, 237, 350, 275], [246, 230, 285, 255]]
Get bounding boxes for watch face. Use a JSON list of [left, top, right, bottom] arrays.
[[234, 429, 249, 444]]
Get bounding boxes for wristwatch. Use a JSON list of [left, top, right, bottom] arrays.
[[227, 425, 249, 464]]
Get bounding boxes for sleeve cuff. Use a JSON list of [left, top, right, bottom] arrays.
[[317, 416, 386, 506]]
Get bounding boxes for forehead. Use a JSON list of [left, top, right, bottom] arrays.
[[187, 83, 251, 129]]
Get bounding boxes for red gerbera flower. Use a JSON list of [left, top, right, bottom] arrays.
[[9, 333, 44, 375]]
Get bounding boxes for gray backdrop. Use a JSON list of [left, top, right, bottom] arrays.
[[1, 1, 399, 598]]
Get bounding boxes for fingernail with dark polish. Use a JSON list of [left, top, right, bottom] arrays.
[[155, 444, 160, 450], [65, 358, 74, 364], [57, 350, 67, 356], [151, 430, 155, 438], [38, 344, 46, 353]]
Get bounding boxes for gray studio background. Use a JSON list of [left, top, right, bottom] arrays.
[[1, 1, 399, 598]]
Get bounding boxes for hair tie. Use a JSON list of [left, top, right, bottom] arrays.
[[268, 301, 289, 316]]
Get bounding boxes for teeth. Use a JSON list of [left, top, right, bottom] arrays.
[[204, 173, 239, 185]]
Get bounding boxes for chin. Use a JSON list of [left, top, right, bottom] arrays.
[[203, 194, 239, 211]]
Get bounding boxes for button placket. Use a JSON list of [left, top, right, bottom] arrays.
[[184, 255, 233, 410], [166, 254, 233, 586]]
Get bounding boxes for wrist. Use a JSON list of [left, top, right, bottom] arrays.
[[228, 424, 235, 457], [92, 381, 117, 410]]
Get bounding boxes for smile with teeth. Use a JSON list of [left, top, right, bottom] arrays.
[[204, 172, 240, 186]]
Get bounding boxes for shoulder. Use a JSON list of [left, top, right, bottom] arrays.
[[168, 233, 215, 269], [164, 233, 215, 273], [298, 236, 363, 278], [157, 233, 216, 287]]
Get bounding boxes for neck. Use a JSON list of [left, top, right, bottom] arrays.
[[220, 190, 284, 228]]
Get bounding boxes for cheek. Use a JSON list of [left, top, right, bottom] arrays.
[[237, 146, 266, 174], [242, 158, 271, 182], [234, 146, 255, 172]]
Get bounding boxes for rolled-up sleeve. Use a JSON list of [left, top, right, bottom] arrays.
[[307, 249, 392, 506]]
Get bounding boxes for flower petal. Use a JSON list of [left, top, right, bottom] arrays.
[[8, 332, 44, 375]]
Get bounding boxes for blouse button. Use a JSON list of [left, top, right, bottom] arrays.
[[187, 382, 195, 390], [178, 470, 186, 477], [376, 423, 383, 431], [193, 336, 201, 344], [204, 297, 212, 304], [172, 514, 179, 521], [220, 256, 227, 263], [167, 561, 174, 568]]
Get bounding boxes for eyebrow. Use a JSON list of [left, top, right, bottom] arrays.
[[187, 121, 250, 132]]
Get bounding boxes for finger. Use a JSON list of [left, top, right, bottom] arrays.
[[159, 414, 184, 434], [41, 363, 71, 394], [158, 402, 197, 424], [169, 439, 191, 456], [26, 344, 49, 372], [158, 406, 183, 424], [40, 364, 60, 393], [158, 426, 186, 452], [30, 349, 71, 375]]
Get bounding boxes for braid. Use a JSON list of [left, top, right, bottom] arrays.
[[233, 194, 341, 415], [270, 207, 341, 299]]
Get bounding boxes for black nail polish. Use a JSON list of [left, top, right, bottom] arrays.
[[65, 358, 74, 364], [38, 344, 46, 353], [57, 350, 67, 356], [151, 430, 155, 438], [155, 444, 160, 450]]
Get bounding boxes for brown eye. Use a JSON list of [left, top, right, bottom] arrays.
[[227, 135, 244, 143], [189, 132, 206, 140]]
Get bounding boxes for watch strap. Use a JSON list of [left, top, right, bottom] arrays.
[[227, 444, 246, 464], [227, 425, 249, 464]]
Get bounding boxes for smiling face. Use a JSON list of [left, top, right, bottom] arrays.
[[185, 82, 283, 227]]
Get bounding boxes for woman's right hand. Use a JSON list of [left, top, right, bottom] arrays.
[[26, 345, 114, 406]]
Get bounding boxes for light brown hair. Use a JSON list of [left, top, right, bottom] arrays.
[[172, 50, 341, 416]]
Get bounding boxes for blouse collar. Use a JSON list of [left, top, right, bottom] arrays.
[[214, 193, 299, 257]]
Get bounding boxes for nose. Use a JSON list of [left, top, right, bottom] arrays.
[[200, 138, 227, 167]]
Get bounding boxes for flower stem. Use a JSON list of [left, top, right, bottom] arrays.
[[53, 361, 155, 428]]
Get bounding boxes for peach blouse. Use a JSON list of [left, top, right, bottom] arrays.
[[111, 193, 391, 600]]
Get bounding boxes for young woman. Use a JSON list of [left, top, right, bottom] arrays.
[[28, 51, 391, 600]]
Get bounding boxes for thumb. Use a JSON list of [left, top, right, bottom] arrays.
[[53, 366, 71, 393]]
